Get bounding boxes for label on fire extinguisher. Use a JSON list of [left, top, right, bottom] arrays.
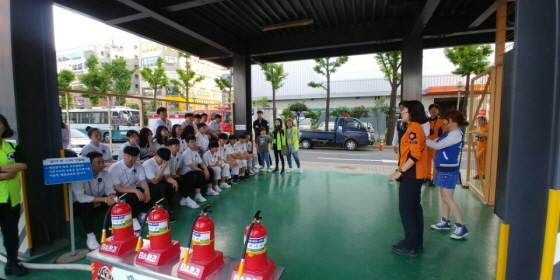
[[244, 235, 267, 254], [148, 220, 169, 235], [111, 213, 132, 229], [192, 230, 211, 245]]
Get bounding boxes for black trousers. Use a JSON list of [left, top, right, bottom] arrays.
[[398, 178, 425, 250], [117, 186, 157, 218], [0, 202, 20, 262], [148, 181, 176, 211], [73, 201, 108, 234], [273, 149, 284, 169]]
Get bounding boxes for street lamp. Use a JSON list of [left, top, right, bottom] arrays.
[[456, 81, 464, 110]]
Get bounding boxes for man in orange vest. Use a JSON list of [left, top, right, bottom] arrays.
[[426, 104, 447, 186]]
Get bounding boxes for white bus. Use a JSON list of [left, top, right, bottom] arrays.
[[62, 107, 141, 142]]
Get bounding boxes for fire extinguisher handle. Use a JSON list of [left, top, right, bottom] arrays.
[[202, 205, 212, 214], [253, 210, 262, 221]]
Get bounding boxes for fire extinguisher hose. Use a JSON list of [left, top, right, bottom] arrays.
[[101, 193, 129, 243], [183, 205, 211, 264], [135, 205, 156, 252], [238, 210, 261, 276]]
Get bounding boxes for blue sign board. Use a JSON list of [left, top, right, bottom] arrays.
[[43, 158, 94, 185]]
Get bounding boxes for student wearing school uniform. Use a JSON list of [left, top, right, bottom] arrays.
[[72, 152, 117, 250], [195, 123, 210, 156], [138, 128, 156, 160], [203, 141, 231, 193], [167, 139, 199, 209], [109, 146, 155, 231], [231, 135, 250, 181], [142, 148, 178, 223], [152, 107, 172, 133], [218, 133, 240, 185], [153, 125, 169, 151], [387, 100, 429, 258], [118, 130, 140, 160], [81, 128, 115, 165], [243, 132, 258, 175], [170, 124, 187, 155], [181, 112, 199, 134], [206, 114, 222, 140], [426, 104, 448, 186], [200, 113, 208, 124], [179, 136, 220, 202]]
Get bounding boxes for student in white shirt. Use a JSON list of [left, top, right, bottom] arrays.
[[244, 132, 258, 175], [108, 146, 154, 231], [181, 113, 199, 134], [142, 148, 178, 223], [203, 141, 231, 194], [80, 128, 115, 165], [138, 128, 156, 160], [218, 133, 240, 185], [118, 130, 140, 160], [71, 151, 117, 250], [207, 114, 222, 140], [153, 125, 169, 151], [167, 139, 199, 209], [170, 124, 187, 155], [179, 136, 220, 202], [230, 135, 251, 181], [152, 107, 172, 133], [195, 123, 210, 156]]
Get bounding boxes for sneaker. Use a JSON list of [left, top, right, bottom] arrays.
[[194, 193, 207, 202], [391, 243, 418, 257], [180, 197, 200, 208], [451, 224, 469, 239], [431, 217, 451, 230], [169, 216, 177, 223], [212, 185, 222, 193], [206, 189, 220, 196], [253, 168, 259, 174], [249, 169, 255, 175], [87, 234, 100, 250], [4, 260, 28, 276], [219, 182, 231, 189], [228, 179, 239, 185], [286, 168, 293, 173], [267, 168, 273, 173], [398, 240, 423, 252], [133, 218, 141, 231], [298, 168, 303, 174]]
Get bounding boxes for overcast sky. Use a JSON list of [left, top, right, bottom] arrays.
[[53, 6, 493, 80]]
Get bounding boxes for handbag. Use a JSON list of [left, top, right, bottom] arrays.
[[281, 145, 289, 156]]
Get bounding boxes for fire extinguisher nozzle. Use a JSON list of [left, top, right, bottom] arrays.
[[182, 251, 190, 264], [101, 229, 107, 243], [135, 237, 143, 252], [237, 260, 245, 276]]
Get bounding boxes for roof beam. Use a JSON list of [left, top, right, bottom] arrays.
[[409, 0, 441, 36], [468, 2, 496, 29]]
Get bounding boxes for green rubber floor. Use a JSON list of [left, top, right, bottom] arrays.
[[0, 170, 499, 279]]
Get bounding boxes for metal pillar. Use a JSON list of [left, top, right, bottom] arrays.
[[232, 56, 252, 135], [7, 0, 68, 253], [503, 0, 560, 279], [401, 34, 423, 102]]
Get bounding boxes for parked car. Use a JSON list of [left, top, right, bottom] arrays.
[[296, 118, 312, 130], [300, 117, 371, 150], [317, 121, 374, 141], [316, 122, 335, 132], [70, 129, 90, 156]]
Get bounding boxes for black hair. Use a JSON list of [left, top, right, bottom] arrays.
[[229, 135, 238, 140], [85, 151, 103, 162], [238, 133, 246, 139], [171, 124, 182, 139], [398, 100, 407, 107], [85, 126, 92, 132], [194, 114, 202, 119], [218, 133, 229, 140], [181, 125, 195, 139], [155, 125, 169, 145], [208, 141, 219, 148], [126, 129, 138, 138], [259, 128, 266, 132], [184, 112, 193, 118], [428, 104, 440, 110], [139, 127, 152, 147], [403, 100, 429, 124], [200, 113, 208, 117], [87, 127, 101, 138], [257, 110, 263, 114], [185, 135, 197, 142], [156, 148, 171, 161], [197, 123, 207, 129], [213, 114, 222, 119], [123, 146, 140, 156], [156, 107, 167, 114], [0, 114, 15, 139], [273, 118, 284, 135], [167, 138, 180, 146]]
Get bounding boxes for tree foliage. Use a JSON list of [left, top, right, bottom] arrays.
[[350, 105, 370, 119], [372, 97, 390, 141], [375, 52, 402, 143], [331, 106, 351, 117], [140, 57, 169, 99], [252, 97, 269, 109], [79, 54, 111, 106], [261, 63, 288, 120], [307, 56, 348, 131], [214, 68, 233, 103], [444, 45, 493, 113], [102, 57, 136, 105], [287, 101, 311, 129], [58, 69, 76, 109], [171, 52, 205, 107]]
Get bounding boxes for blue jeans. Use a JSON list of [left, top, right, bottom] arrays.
[[286, 150, 301, 168], [259, 151, 271, 168]]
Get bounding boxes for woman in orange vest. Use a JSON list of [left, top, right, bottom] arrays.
[[388, 100, 429, 257], [474, 116, 488, 179]]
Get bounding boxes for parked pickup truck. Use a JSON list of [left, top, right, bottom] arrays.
[[299, 117, 372, 150]]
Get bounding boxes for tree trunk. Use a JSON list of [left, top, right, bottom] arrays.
[[153, 86, 158, 99], [461, 74, 471, 115], [272, 88, 276, 121], [325, 59, 331, 132], [386, 85, 398, 145]]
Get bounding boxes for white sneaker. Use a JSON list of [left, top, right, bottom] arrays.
[[212, 185, 222, 193], [253, 168, 259, 174], [286, 168, 293, 173], [219, 182, 231, 189], [299, 168, 303, 174], [86, 234, 100, 250], [133, 218, 141, 231], [180, 197, 200, 209], [249, 169, 255, 175], [206, 189, 220, 196], [194, 193, 207, 202], [267, 168, 273, 173]]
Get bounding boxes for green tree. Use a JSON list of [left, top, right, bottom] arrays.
[[140, 57, 169, 99], [307, 56, 349, 132], [286, 101, 311, 129], [280, 107, 293, 122], [214, 68, 233, 103], [252, 97, 269, 109], [261, 63, 288, 120], [444, 45, 493, 113], [58, 69, 76, 109], [306, 109, 320, 130], [79, 54, 111, 106], [102, 57, 136, 105], [171, 52, 205, 107], [375, 52, 401, 143], [331, 106, 351, 117], [350, 105, 370, 119], [372, 97, 390, 141]]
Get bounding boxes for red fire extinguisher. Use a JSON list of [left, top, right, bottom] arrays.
[[182, 205, 213, 263], [136, 198, 171, 251], [238, 211, 268, 275], [101, 194, 133, 243]]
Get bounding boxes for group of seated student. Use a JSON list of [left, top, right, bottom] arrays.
[[73, 125, 261, 250]]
